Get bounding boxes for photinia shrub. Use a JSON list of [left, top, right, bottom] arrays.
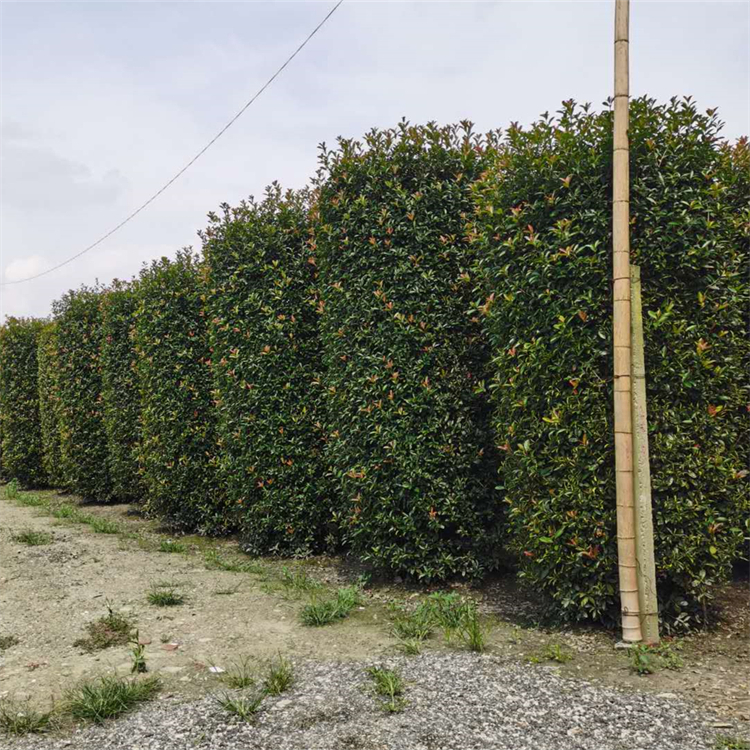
[[133, 250, 229, 533], [0, 317, 47, 487], [37, 322, 66, 489], [314, 121, 499, 580], [53, 286, 113, 501], [203, 185, 334, 556], [471, 97, 750, 626], [101, 280, 143, 501]]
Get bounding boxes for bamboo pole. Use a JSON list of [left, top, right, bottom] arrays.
[[613, 0, 642, 643], [631, 265, 660, 644]]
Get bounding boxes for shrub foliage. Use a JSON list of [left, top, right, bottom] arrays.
[[314, 122, 498, 580], [53, 287, 113, 500], [37, 322, 66, 488], [203, 185, 333, 555], [101, 281, 142, 501], [471, 98, 749, 624], [0, 318, 47, 487], [133, 250, 228, 532]]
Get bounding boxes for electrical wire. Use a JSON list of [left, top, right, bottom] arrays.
[[1, 0, 343, 286]]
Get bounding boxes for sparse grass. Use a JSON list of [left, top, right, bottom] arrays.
[[16, 493, 47, 508], [223, 656, 255, 690], [73, 605, 133, 652], [147, 583, 185, 607], [65, 675, 161, 724], [204, 549, 263, 574], [262, 654, 294, 696], [0, 697, 54, 736], [52, 503, 81, 521], [214, 692, 264, 722], [392, 609, 434, 642], [398, 638, 422, 655], [280, 567, 323, 596], [367, 666, 406, 713], [300, 586, 361, 627], [457, 604, 488, 653], [0, 635, 20, 651], [529, 642, 573, 665], [159, 539, 186, 554], [4, 479, 20, 500], [84, 515, 122, 534], [12, 529, 53, 546], [714, 736, 750, 750]]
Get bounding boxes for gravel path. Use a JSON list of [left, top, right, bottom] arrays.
[[5, 653, 728, 750]]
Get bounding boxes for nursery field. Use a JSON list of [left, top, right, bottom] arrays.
[[0, 485, 748, 750]]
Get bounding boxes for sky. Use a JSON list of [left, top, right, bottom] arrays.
[[1, 0, 748, 320]]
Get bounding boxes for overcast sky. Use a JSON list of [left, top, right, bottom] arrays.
[[1, 0, 747, 320]]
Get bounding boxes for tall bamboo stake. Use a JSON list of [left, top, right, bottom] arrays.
[[613, 0, 642, 643], [631, 265, 660, 644]]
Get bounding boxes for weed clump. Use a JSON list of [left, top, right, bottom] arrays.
[[74, 605, 133, 652]]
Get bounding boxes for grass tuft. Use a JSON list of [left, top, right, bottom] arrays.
[[159, 539, 186, 554], [65, 674, 161, 724], [300, 586, 361, 627], [214, 691, 264, 722], [4, 480, 20, 500], [223, 656, 255, 690], [367, 666, 406, 713], [714, 736, 750, 750], [262, 654, 294, 696], [0, 698, 53, 736], [74, 605, 133, 652], [12, 529, 53, 546], [147, 583, 185, 607]]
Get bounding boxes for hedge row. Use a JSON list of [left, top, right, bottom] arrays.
[[133, 250, 229, 533], [203, 185, 333, 555], [1, 100, 746, 628], [0, 318, 46, 487], [314, 122, 499, 580], [101, 281, 142, 501], [470, 97, 750, 625]]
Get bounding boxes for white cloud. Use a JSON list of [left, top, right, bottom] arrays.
[[4, 254, 49, 283]]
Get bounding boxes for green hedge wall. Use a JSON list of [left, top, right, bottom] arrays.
[[37, 322, 66, 489], [101, 281, 142, 501], [0, 317, 47, 487], [53, 287, 113, 501], [471, 97, 750, 626], [133, 250, 229, 533], [315, 122, 498, 580], [203, 185, 334, 556]]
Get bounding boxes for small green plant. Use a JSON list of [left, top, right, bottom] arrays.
[[300, 586, 361, 627], [204, 549, 262, 574], [398, 638, 422, 656], [147, 583, 185, 607], [4, 479, 20, 500], [281, 567, 323, 595], [159, 539, 186, 554], [392, 609, 434, 642], [223, 656, 255, 690], [73, 604, 132, 652], [262, 654, 294, 696], [629, 644, 656, 675], [17, 493, 47, 508], [457, 604, 488, 653], [65, 674, 161, 723], [0, 635, 20, 651], [714, 736, 750, 750], [52, 503, 80, 521], [83, 515, 121, 535], [12, 529, 53, 546], [533, 642, 573, 664], [367, 666, 406, 713], [0, 697, 53, 736], [215, 691, 264, 722], [653, 641, 684, 671], [129, 630, 147, 674]]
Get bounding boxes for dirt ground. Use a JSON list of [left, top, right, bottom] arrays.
[[1, 487, 748, 734]]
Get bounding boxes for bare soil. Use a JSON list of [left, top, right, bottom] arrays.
[[1, 488, 747, 734]]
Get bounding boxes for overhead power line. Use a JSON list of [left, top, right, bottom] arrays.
[[1, 0, 343, 287]]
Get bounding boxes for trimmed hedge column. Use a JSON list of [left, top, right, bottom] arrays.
[[101, 281, 142, 501], [0, 317, 47, 487], [53, 287, 113, 500], [133, 250, 229, 533], [315, 122, 498, 580], [472, 98, 750, 627], [37, 322, 66, 489], [203, 185, 334, 556]]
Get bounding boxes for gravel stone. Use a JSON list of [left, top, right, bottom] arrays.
[[5, 653, 733, 750]]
